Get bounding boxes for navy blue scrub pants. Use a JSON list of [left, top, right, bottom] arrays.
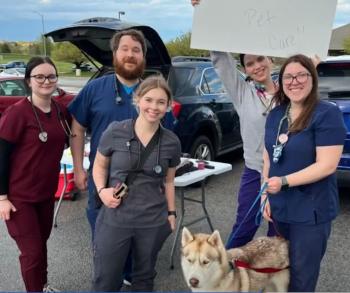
[[93, 218, 172, 292], [276, 220, 331, 292], [226, 166, 277, 248]]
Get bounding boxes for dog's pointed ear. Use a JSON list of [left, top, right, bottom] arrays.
[[182, 227, 194, 247], [207, 230, 223, 247]]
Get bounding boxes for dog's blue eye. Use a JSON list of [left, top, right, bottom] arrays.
[[187, 258, 194, 264]]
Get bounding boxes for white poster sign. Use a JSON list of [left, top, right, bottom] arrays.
[[190, 0, 338, 59]]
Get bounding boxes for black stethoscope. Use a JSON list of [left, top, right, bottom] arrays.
[[255, 82, 277, 116], [114, 75, 139, 105], [126, 126, 163, 176], [29, 95, 75, 143], [115, 75, 123, 105]]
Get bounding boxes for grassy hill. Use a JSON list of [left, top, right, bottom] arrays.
[[0, 53, 94, 77]]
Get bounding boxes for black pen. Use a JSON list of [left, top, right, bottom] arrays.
[[204, 165, 215, 169]]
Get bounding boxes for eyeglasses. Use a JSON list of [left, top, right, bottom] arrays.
[[282, 72, 311, 85], [30, 74, 58, 84]]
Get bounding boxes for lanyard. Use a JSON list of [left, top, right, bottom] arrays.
[[126, 125, 163, 185], [272, 104, 291, 163]]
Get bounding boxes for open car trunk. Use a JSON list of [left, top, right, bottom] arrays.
[[46, 17, 171, 77]]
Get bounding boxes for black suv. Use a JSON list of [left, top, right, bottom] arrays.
[[169, 56, 242, 159], [318, 56, 350, 185], [46, 17, 242, 160]]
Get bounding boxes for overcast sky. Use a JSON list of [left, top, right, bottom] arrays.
[[0, 0, 349, 43]]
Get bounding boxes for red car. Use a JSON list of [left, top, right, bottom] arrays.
[[0, 76, 75, 116]]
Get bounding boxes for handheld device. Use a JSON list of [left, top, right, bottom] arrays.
[[113, 182, 128, 199]]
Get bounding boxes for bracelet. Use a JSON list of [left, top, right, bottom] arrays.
[[97, 187, 106, 194], [168, 210, 177, 218]]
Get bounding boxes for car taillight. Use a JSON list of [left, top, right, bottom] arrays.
[[171, 100, 182, 118]]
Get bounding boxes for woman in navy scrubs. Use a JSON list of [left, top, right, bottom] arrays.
[[263, 54, 346, 292]]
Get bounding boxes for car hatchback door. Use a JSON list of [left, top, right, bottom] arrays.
[[199, 67, 241, 150]]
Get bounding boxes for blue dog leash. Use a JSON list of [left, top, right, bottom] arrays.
[[226, 182, 268, 248], [255, 189, 268, 226]]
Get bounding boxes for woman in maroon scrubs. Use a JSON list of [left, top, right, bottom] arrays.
[[0, 56, 72, 292]]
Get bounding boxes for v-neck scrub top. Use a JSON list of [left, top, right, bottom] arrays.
[[265, 101, 346, 224], [97, 119, 181, 228], [0, 98, 70, 202]]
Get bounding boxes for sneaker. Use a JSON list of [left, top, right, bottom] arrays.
[[123, 279, 132, 286], [43, 284, 60, 292]]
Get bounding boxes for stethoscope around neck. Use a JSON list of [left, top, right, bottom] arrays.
[[126, 126, 163, 177], [255, 83, 276, 116], [115, 75, 124, 105], [29, 95, 75, 143], [114, 75, 140, 105], [272, 104, 291, 163]]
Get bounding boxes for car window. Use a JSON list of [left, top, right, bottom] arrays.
[[200, 67, 225, 95], [318, 62, 350, 77], [6, 69, 15, 74], [17, 68, 25, 74], [0, 80, 27, 96], [168, 67, 195, 97]]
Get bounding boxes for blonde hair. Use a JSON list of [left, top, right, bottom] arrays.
[[134, 75, 172, 105]]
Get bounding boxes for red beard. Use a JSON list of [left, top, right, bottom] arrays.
[[113, 56, 145, 80]]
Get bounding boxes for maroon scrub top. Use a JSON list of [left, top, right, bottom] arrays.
[[0, 98, 70, 202]]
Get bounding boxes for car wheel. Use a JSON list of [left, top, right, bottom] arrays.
[[190, 135, 214, 161]]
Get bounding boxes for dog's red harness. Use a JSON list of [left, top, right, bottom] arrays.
[[234, 260, 289, 273]]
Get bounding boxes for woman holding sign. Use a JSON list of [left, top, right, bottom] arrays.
[[263, 54, 345, 291], [191, 0, 278, 249]]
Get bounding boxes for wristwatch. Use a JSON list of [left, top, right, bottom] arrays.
[[280, 176, 289, 191], [168, 210, 177, 218]]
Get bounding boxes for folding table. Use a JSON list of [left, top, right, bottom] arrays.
[[169, 160, 232, 268]]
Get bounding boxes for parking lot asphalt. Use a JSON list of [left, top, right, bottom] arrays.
[[58, 76, 89, 94], [0, 152, 349, 292]]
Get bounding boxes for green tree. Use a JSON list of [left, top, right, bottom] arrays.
[[28, 42, 41, 55], [0, 42, 11, 53], [51, 42, 86, 67], [45, 38, 52, 56], [166, 32, 209, 57], [343, 37, 350, 54], [34, 35, 52, 56], [8, 42, 22, 54]]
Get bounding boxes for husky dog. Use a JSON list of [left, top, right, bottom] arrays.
[[181, 227, 289, 292]]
